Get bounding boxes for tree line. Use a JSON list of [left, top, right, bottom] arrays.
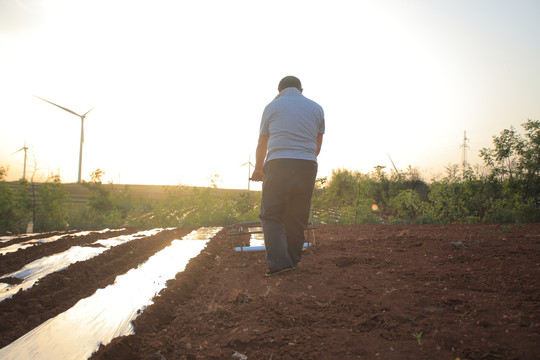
[[0, 119, 538, 233], [312, 119, 539, 225], [0, 169, 260, 232]]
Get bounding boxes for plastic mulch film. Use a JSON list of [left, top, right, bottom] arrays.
[[0, 228, 165, 302], [0, 227, 220, 360]]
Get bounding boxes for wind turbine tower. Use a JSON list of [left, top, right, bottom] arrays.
[[12, 142, 29, 181], [34, 96, 94, 183], [460, 131, 470, 174], [240, 154, 254, 191]]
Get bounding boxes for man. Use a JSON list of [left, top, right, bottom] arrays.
[[251, 76, 325, 277]]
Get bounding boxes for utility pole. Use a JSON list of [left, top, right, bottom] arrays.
[[460, 131, 470, 175]]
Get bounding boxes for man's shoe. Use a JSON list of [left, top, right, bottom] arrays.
[[265, 266, 295, 277]]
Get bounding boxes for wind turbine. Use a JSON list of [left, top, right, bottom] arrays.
[[34, 96, 94, 183], [387, 153, 402, 179], [240, 154, 254, 191], [11, 141, 29, 181]]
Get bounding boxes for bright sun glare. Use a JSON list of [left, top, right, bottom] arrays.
[[1, 1, 539, 188]]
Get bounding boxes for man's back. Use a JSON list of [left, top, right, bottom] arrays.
[[251, 76, 324, 276], [260, 87, 325, 163]]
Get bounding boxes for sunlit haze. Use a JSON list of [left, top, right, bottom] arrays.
[[1, 0, 539, 189]]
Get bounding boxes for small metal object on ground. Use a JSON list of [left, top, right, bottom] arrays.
[[232, 351, 248, 359], [226, 221, 317, 252]]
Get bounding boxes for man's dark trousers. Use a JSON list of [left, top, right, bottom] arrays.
[[260, 158, 318, 272]]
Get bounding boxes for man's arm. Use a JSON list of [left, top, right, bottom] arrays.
[[316, 133, 323, 156], [250, 134, 269, 181]]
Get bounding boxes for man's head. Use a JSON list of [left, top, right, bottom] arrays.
[[278, 76, 302, 92]]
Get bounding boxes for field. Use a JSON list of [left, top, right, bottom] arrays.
[[1, 223, 539, 359]]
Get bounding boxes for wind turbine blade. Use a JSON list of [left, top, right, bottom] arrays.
[[11, 148, 24, 155], [34, 95, 82, 118], [82, 107, 95, 117], [387, 153, 401, 177]]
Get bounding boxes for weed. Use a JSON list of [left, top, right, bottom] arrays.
[[206, 296, 225, 313], [403, 314, 417, 324], [412, 331, 423, 345], [501, 225, 513, 233]]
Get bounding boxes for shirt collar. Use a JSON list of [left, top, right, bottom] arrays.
[[273, 87, 302, 100]]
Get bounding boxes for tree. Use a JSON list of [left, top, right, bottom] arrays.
[[90, 168, 105, 183], [388, 189, 425, 222], [517, 119, 540, 203], [84, 169, 113, 212], [480, 119, 540, 221], [0, 167, 31, 232], [0, 167, 13, 230], [481, 119, 540, 199], [37, 174, 70, 231]]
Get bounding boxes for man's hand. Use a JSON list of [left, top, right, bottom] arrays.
[[250, 168, 264, 182], [251, 134, 269, 182]]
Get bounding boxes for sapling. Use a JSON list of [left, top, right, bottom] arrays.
[[412, 331, 423, 345]]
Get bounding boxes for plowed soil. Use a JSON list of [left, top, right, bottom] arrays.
[[1, 223, 539, 360]]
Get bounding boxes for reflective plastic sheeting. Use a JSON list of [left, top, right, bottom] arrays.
[[0, 229, 126, 255], [93, 228, 164, 248], [235, 242, 312, 252], [0, 233, 47, 243], [0, 246, 108, 302], [0, 229, 165, 302], [249, 229, 265, 247], [0, 227, 221, 360], [1, 235, 66, 255]]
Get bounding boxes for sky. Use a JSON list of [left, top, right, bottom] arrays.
[[1, 0, 539, 190]]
